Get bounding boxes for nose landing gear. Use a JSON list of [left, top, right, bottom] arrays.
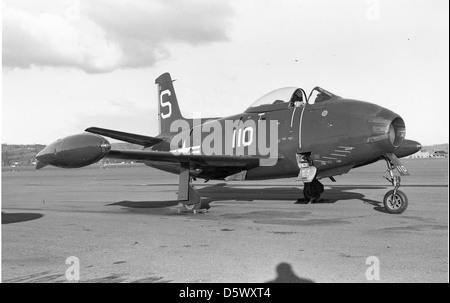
[[382, 154, 409, 214]]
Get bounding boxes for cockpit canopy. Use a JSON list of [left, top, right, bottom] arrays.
[[245, 86, 338, 113]]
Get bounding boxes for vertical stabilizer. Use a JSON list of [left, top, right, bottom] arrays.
[[155, 73, 184, 135]]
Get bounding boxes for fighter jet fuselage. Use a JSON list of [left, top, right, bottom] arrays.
[[36, 73, 421, 214]]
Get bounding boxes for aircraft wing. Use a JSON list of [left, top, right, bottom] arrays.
[[106, 149, 272, 169], [86, 127, 163, 147]]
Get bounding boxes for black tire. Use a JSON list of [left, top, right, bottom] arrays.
[[303, 181, 321, 202], [303, 185, 311, 200], [316, 180, 325, 193], [383, 189, 408, 214]]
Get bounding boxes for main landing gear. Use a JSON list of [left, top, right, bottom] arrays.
[[303, 179, 324, 203], [177, 165, 204, 214], [382, 154, 409, 214], [296, 152, 323, 203]]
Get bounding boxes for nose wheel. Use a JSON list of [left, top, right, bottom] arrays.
[[383, 189, 408, 214], [382, 155, 408, 214]]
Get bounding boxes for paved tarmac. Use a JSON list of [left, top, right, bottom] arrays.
[[1, 158, 448, 283]]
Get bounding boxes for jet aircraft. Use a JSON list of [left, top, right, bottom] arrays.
[[36, 73, 421, 214]]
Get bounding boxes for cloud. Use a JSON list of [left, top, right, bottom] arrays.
[[2, 0, 234, 73]]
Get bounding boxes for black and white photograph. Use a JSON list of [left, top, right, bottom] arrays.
[[1, 0, 448, 286]]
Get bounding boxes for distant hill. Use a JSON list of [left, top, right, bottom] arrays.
[[110, 142, 143, 150], [1, 142, 141, 167], [2, 144, 45, 166], [2, 142, 448, 167], [421, 143, 448, 153]]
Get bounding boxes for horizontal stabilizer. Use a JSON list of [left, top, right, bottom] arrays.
[[85, 127, 163, 147]]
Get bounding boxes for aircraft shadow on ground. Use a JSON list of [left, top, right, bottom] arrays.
[[2, 212, 44, 224], [199, 183, 389, 213], [106, 183, 390, 213], [265, 262, 314, 283], [107, 200, 180, 209]]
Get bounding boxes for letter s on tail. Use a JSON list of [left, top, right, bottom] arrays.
[[155, 73, 185, 135]]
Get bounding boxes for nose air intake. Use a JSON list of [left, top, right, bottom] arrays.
[[389, 117, 406, 148]]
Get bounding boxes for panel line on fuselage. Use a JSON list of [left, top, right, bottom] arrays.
[[290, 107, 297, 127], [322, 156, 337, 160], [298, 106, 306, 149], [330, 153, 347, 157]]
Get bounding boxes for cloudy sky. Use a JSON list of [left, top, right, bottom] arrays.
[[2, 0, 449, 145]]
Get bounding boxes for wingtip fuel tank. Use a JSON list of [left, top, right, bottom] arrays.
[[35, 133, 111, 169]]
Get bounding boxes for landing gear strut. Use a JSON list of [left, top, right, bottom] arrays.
[[296, 152, 322, 203], [303, 179, 324, 203], [382, 155, 408, 214], [177, 165, 203, 214]]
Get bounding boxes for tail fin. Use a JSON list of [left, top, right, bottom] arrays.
[[155, 73, 185, 135]]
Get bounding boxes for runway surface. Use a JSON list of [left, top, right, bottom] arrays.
[[2, 158, 448, 283]]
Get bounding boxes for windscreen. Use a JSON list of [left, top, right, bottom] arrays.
[[247, 87, 299, 108]]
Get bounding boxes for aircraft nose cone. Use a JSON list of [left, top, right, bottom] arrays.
[[412, 141, 422, 153], [393, 139, 422, 158]]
